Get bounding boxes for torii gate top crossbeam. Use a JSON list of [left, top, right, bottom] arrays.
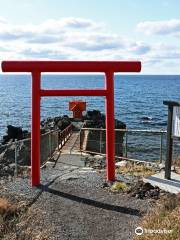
[[2, 60, 141, 73]]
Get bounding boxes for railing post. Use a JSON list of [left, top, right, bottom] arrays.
[[61, 131, 62, 148], [64, 130, 66, 145], [68, 125, 70, 138], [14, 140, 18, 178], [67, 126, 69, 139], [49, 131, 52, 158], [105, 72, 115, 181], [100, 129, 102, 154], [31, 71, 41, 186], [66, 128, 67, 142], [160, 131, 163, 163], [70, 124, 72, 137], [57, 131, 59, 150], [71, 124, 73, 134], [63, 131, 65, 146], [59, 132, 61, 148], [80, 129, 82, 151], [165, 105, 173, 179], [125, 130, 128, 158]]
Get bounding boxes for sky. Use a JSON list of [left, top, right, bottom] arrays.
[[0, 0, 180, 74]]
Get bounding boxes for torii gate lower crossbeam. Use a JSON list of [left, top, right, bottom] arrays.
[[1, 61, 141, 186]]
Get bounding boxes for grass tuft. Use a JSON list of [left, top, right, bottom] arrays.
[[0, 197, 18, 238], [111, 181, 128, 191], [117, 162, 155, 177], [0, 198, 17, 219], [134, 194, 180, 240], [173, 155, 180, 174]]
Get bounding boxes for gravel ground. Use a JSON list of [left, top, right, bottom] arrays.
[[0, 157, 153, 240]]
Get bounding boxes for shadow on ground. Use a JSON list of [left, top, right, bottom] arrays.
[[38, 184, 141, 216]]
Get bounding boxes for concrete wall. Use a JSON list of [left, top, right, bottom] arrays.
[[81, 130, 125, 156], [15, 131, 59, 166]]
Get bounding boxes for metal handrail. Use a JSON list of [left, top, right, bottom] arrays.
[[80, 127, 168, 163], [0, 124, 72, 147], [81, 127, 166, 133], [0, 123, 73, 178]]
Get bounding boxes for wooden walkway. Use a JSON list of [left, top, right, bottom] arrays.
[[60, 130, 81, 154]]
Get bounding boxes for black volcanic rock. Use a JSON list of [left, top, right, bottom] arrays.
[[83, 110, 126, 129], [7, 125, 23, 139], [2, 125, 29, 144], [40, 115, 71, 132]]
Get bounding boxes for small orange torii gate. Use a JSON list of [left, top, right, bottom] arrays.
[[1, 61, 141, 186]]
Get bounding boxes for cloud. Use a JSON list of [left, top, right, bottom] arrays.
[[129, 42, 151, 55], [149, 44, 180, 60], [55, 17, 101, 29], [1, 16, 180, 73], [0, 17, 103, 42], [27, 35, 61, 44], [65, 33, 124, 51], [21, 47, 70, 59], [0, 16, 7, 24], [136, 19, 180, 36], [0, 16, 129, 60]]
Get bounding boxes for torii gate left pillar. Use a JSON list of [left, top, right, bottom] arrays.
[[1, 61, 141, 186]]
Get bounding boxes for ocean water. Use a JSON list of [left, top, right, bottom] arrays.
[[0, 74, 179, 137], [0, 74, 179, 161]]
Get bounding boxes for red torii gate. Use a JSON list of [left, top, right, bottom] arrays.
[[1, 61, 141, 186]]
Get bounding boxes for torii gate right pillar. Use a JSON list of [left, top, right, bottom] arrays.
[[105, 72, 115, 181]]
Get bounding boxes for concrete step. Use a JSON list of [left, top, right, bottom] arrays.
[[57, 153, 86, 167], [143, 171, 180, 194]]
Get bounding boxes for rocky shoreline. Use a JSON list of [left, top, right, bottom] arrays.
[[0, 110, 125, 146], [0, 110, 126, 179], [0, 114, 73, 178]]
